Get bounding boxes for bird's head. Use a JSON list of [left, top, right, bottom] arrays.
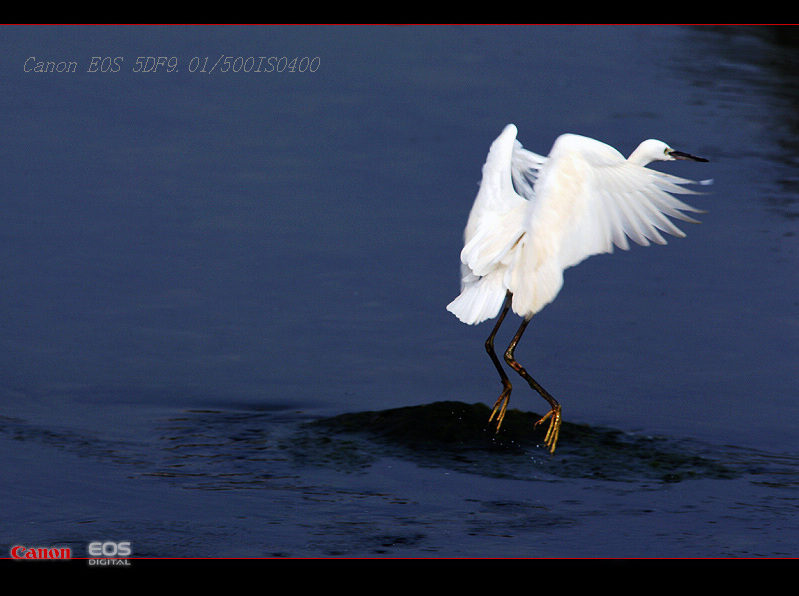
[[628, 139, 708, 167]]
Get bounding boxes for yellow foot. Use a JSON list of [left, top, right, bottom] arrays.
[[534, 405, 562, 453], [488, 385, 512, 431]]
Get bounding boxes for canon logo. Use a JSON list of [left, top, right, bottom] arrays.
[[11, 545, 72, 559]]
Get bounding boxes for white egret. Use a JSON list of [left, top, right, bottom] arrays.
[[447, 124, 709, 453]]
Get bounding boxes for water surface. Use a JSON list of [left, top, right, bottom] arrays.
[[1, 25, 796, 559]]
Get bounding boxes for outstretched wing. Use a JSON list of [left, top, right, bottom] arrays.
[[459, 124, 546, 279], [530, 133, 705, 272], [502, 133, 707, 318]]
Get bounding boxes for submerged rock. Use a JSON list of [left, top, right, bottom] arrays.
[[294, 401, 737, 483]]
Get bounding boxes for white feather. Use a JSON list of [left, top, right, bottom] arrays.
[[447, 126, 708, 324]]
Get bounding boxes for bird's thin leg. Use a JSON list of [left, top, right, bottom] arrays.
[[504, 316, 562, 453], [486, 292, 513, 430]]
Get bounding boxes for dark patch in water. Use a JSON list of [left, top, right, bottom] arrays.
[[294, 401, 737, 483]]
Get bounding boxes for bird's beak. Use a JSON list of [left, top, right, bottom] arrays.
[[668, 149, 708, 162]]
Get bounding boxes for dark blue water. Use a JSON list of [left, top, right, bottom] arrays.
[[1, 25, 797, 558]]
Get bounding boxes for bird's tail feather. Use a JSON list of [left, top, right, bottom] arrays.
[[446, 270, 506, 325]]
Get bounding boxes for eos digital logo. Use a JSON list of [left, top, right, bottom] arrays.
[[87, 541, 132, 566]]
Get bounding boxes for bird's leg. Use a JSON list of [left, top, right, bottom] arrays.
[[504, 316, 562, 453], [486, 292, 513, 430]]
